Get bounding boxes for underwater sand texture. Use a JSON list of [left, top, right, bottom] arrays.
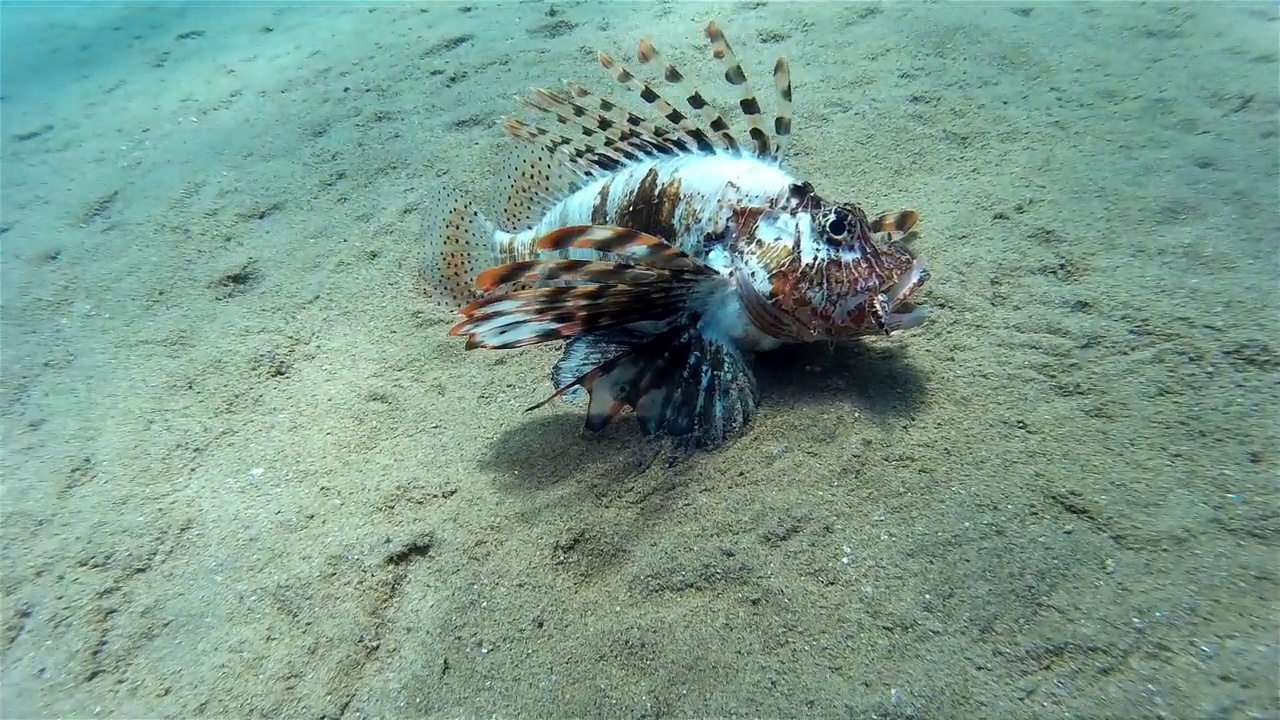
[[1, 2, 1276, 718]]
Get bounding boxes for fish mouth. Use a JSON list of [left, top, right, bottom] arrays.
[[885, 256, 931, 331]]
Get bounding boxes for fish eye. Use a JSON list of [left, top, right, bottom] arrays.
[[825, 213, 849, 239]]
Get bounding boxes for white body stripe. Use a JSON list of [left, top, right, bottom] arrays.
[[499, 153, 799, 258], [492, 153, 802, 351]]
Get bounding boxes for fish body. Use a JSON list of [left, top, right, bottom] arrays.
[[421, 21, 932, 449]]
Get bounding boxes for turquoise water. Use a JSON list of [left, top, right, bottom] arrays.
[[1, 3, 1276, 717]]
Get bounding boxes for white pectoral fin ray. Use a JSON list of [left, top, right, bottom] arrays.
[[536, 323, 760, 450]]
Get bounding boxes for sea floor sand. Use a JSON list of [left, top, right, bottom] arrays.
[[1, 3, 1276, 718]]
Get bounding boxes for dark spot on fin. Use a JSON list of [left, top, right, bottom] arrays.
[[869, 209, 920, 235], [704, 21, 773, 158], [495, 143, 582, 232], [598, 51, 717, 155], [533, 321, 760, 450], [420, 186, 498, 308], [636, 37, 739, 153], [771, 57, 792, 157]]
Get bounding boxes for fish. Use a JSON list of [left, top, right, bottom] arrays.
[[420, 20, 932, 450]]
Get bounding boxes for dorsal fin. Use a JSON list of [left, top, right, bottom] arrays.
[[635, 37, 740, 153], [505, 21, 794, 181], [771, 57, 793, 158], [520, 87, 673, 163], [598, 51, 718, 155], [565, 81, 677, 156], [493, 143, 581, 232], [704, 21, 773, 158], [503, 117, 628, 178]]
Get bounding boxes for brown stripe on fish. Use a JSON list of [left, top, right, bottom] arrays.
[[588, 175, 612, 231], [474, 259, 541, 291], [590, 164, 684, 247], [704, 21, 771, 157]]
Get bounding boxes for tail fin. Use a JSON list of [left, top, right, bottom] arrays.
[[419, 187, 500, 308]]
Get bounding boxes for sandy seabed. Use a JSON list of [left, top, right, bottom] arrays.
[[1, 2, 1277, 718]]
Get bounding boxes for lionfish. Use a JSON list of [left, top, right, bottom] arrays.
[[421, 21, 931, 450]]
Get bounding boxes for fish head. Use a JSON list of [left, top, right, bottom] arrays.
[[732, 188, 931, 341]]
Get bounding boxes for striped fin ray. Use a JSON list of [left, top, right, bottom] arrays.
[[503, 117, 628, 179], [519, 88, 664, 165], [705, 21, 773, 158], [772, 57, 793, 158], [869, 209, 922, 247], [564, 81, 680, 156], [869, 209, 920, 235], [451, 283, 697, 350], [635, 37, 740, 153], [508, 21, 791, 176], [597, 51, 719, 155], [451, 226, 721, 350], [531, 323, 761, 449], [475, 258, 676, 292]]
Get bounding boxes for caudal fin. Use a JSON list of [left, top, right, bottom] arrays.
[[419, 187, 500, 308]]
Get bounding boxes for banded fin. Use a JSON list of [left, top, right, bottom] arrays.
[[869, 209, 920, 235], [450, 226, 721, 350], [519, 88, 671, 166], [532, 323, 760, 450], [636, 37, 739, 152], [420, 186, 502, 308], [771, 57, 793, 158], [511, 21, 793, 177], [452, 284, 693, 350], [598, 50, 719, 155], [476, 259, 677, 292], [504, 117, 630, 179], [565, 81, 679, 156], [870, 209, 922, 250], [706, 20, 781, 159]]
